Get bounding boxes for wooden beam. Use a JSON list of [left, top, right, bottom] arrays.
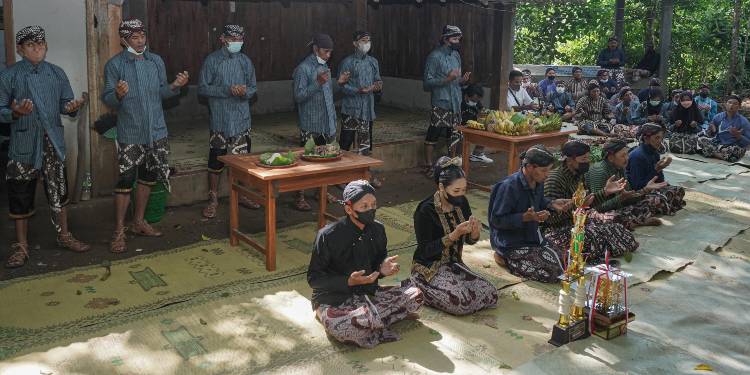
[[354, 0, 367, 31], [3, 0, 14, 66], [86, 0, 122, 197], [490, 1, 515, 111], [657, 0, 673, 80]]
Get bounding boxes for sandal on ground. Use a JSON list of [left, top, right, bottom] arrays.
[[239, 195, 261, 210], [131, 221, 163, 237], [294, 197, 312, 211], [202, 191, 219, 218], [57, 232, 91, 253], [5, 243, 29, 268], [110, 228, 127, 253]]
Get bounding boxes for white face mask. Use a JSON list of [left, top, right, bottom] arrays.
[[126, 43, 146, 56], [358, 42, 371, 54], [556, 87, 565, 94], [227, 41, 243, 54], [316, 55, 327, 65], [466, 100, 477, 107]]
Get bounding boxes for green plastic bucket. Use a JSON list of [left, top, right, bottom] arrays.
[[131, 182, 168, 224]]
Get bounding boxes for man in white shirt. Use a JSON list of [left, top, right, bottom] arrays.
[[507, 70, 538, 112]]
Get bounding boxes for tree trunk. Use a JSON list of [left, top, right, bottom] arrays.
[[727, 0, 742, 95], [614, 0, 625, 45], [643, 0, 656, 49]]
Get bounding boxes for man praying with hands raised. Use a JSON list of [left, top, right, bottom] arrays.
[[307, 180, 423, 348], [102, 19, 189, 253]]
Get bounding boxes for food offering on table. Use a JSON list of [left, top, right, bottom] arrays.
[[466, 120, 486, 130], [536, 112, 563, 133], [257, 151, 298, 168], [302, 138, 343, 161], [484, 110, 537, 136]]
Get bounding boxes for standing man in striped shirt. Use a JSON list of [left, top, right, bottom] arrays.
[[338, 30, 383, 187], [199, 24, 260, 218], [423, 25, 470, 178], [0, 26, 90, 268], [292, 33, 350, 211], [102, 19, 189, 253]]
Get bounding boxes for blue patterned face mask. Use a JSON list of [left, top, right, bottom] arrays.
[[227, 42, 243, 53]]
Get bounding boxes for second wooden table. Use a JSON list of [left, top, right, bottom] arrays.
[[219, 151, 384, 271]]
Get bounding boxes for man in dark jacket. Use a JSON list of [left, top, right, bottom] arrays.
[[307, 180, 423, 348]]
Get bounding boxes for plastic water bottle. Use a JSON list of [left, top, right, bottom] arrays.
[[80, 172, 92, 201]]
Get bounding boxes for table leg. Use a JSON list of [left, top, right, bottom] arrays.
[[265, 181, 277, 271], [319, 185, 328, 229], [228, 169, 239, 246], [462, 135, 470, 178], [507, 143, 519, 177]]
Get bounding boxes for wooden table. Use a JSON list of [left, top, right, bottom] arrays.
[[219, 151, 383, 271], [459, 127, 576, 190]]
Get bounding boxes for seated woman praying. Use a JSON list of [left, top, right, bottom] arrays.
[[411, 157, 498, 315], [626, 124, 686, 215], [543, 140, 639, 263], [574, 83, 616, 137], [307, 180, 423, 348], [488, 145, 572, 283], [697, 95, 750, 163], [586, 139, 684, 230], [668, 92, 704, 154]]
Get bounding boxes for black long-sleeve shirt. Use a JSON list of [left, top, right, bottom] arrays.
[[307, 216, 387, 308], [412, 193, 477, 281]]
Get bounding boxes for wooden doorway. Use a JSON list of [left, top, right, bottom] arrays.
[[1, 0, 13, 68]]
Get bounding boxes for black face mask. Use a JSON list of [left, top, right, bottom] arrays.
[[450, 42, 461, 51], [700, 92, 709, 98], [548, 76, 556, 81], [445, 192, 465, 206], [577, 162, 590, 175], [355, 209, 376, 225]]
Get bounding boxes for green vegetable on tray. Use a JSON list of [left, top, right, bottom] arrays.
[[259, 151, 296, 166], [303, 138, 341, 157]]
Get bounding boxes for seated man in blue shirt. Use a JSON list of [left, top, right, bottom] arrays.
[[597, 37, 626, 85], [697, 95, 750, 162], [597, 69, 619, 99], [694, 84, 718, 130], [545, 80, 575, 121], [626, 124, 677, 192], [538, 68, 558, 98], [488, 145, 571, 283]]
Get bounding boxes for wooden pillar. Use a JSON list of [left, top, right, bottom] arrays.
[[657, 0, 673, 80], [354, 0, 367, 31], [614, 0, 625, 44], [490, 1, 516, 111], [86, 0, 122, 197], [3, 0, 13, 66]]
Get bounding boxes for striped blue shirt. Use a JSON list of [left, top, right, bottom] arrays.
[[0, 59, 75, 168], [293, 54, 340, 136], [339, 51, 380, 122], [198, 47, 257, 138], [102, 50, 179, 145], [423, 45, 462, 113]]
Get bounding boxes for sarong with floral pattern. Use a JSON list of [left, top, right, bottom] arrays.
[[316, 282, 423, 348], [697, 136, 747, 163], [502, 244, 565, 283], [410, 262, 497, 316], [544, 219, 638, 264]]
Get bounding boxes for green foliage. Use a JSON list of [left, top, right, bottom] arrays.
[[514, 0, 748, 94]]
